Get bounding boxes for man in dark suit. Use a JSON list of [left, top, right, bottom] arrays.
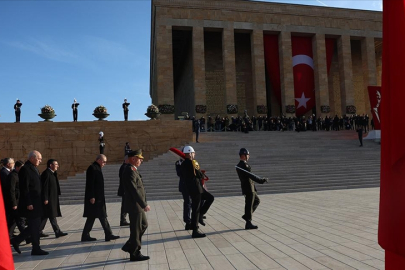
[[39, 159, 68, 238], [5, 160, 25, 238], [181, 146, 214, 238], [1, 158, 14, 200], [72, 99, 79, 122], [176, 157, 192, 230], [11, 150, 48, 255], [117, 156, 129, 226], [357, 126, 364, 147], [14, 99, 22, 123], [236, 148, 267, 230], [81, 154, 119, 242], [123, 98, 130, 121], [121, 150, 151, 261]]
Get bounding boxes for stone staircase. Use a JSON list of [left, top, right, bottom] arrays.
[[59, 130, 381, 205]]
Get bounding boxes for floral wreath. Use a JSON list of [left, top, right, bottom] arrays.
[[227, 104, 238, 114], [41, 105, 55, 114], [94, 105, 108, 114], [147, 104, 159, 114]]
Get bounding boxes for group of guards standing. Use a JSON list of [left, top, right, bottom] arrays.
[[11, 98, 131, 123]]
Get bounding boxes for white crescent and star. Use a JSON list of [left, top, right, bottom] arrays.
[[292, 54, 314, 109]]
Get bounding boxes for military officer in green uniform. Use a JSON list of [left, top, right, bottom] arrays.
[[236, 148, 267, 230], [121, 150, 151, 261]]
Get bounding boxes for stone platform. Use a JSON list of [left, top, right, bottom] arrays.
[[13, 187, 383, 269]]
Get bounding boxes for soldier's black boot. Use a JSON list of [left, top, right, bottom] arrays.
[[192, 229, 206, 238], [185, 223, 191, 230], [245, 221, 258, 230]]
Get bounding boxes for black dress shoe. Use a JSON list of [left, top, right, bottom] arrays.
[[105, 235, 120, 242], [202, 215, 206, 219], [39, 233, 49, 238], [130, 253, 150, 261], [10, 239, 21, 254], [192, 230, 206, 238], [81, 236, 97, 242], [120, 221, 130, 226], [245, 221, 258, 230], [185, 223, 191, 230], [198, 217, 206, 226], [31, 249, 49, 256], [55, 232, 68, 238]]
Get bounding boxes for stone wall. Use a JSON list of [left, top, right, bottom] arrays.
[[0, 120, 192, 180]]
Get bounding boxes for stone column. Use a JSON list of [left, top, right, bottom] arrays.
[[337, 35, 354, 115], [251, 29, 267, 116], [222, 27, 237, 115], [155, 25, 175, 120], [361, 37, 377, 114], [279, 31, 295, 116], [193, 26, 206, 118], [312, 34, 329, 117]]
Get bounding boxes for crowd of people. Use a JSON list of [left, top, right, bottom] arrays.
[[190, 113, 373, 134]]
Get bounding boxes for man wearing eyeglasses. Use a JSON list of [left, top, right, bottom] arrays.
[[81, 154, 120, 242]]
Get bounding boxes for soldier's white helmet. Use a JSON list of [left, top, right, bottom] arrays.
[[183, 146, 195, 154]]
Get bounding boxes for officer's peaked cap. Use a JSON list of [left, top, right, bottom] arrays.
[[128, 149, 144, 159]]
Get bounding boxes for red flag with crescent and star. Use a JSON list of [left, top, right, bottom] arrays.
[[264, 35, 334, 115], [291, 36, 315, 116]]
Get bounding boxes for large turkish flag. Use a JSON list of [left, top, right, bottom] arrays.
[[291, 36, 315, 116], [379, 0, 405, 268]]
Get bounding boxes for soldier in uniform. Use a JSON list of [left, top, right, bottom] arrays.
[[72, 99, 79, 122], [123, 98, 130, 121], [181, 146, 214, 238], [117, 155, 130, 226], [121, 150, 151, 261], [236, 148, 267, 230], [14, 99, 22, 123]]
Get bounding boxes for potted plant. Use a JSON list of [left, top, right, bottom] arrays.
[[145, 104, 160, 120], [93, 105, 110, 120], [38, 105, 56, 121]]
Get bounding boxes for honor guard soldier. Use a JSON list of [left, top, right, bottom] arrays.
[[180, 146, 214, 238], [72, 99, 79, 122], [236, 148, 268, 230], [14, 99, 22, 123], [123, 98, 130, 121], [121, 150, 151, 261]]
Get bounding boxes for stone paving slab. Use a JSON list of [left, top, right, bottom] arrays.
[[13, 188, 384, 269]]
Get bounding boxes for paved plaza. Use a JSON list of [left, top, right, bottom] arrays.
[[13, 188, 383, 270]]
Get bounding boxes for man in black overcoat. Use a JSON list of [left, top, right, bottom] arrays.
[[11, 150, 48, 255], [121, 150, 151, 261], [39, 159, 68, 238], [181, 146, 214, 238], [6, 160, 25, 238], [236, 148, 267, 230], [81, 154, 119, 242], [1, 158, 14, 200], [118, 155, 129, 226]]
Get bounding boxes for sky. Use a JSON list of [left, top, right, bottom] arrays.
[[0, 0, 382, 123]]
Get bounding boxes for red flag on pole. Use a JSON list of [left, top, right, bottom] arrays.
[[0, 181, 15, 269], [379, 0, 405, 268]]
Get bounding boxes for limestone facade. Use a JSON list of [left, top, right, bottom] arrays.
[[151, 0, 382, 118], [0, 121, 191, 180]]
